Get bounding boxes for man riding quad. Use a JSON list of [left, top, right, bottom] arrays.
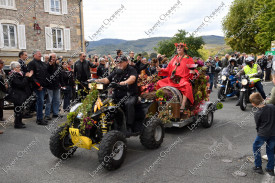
[[94, 55, 138, 133], [236, 57, 266, 106]]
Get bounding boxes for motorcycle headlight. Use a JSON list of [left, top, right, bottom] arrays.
[[221, 75, 227, 81], [241, 79, 248, 85]]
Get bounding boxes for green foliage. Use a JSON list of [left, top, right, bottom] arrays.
[[154, 30, 205, 58], [222, 0, 274, 53]]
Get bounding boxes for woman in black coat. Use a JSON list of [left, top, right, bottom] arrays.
[[8, 62, 33, 128]]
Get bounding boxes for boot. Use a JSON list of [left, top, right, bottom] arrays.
[[14, 113, 26, 129]]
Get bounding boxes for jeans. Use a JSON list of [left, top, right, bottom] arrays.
[[253, 136, 275, 170], [255, 82, 266, 99], [45, 89, 60, 117], [35, 88, 47, 120], [63, 86, 72, 110], [207, 73, 214, 90]]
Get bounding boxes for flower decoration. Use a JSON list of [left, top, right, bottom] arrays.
[[174, 42, 188, 50]]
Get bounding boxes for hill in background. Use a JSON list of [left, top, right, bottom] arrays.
[[86, 35, 226, 56]]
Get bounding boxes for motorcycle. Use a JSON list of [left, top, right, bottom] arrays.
[[239, 74, 259, 111], [217, 67, 240, 101]]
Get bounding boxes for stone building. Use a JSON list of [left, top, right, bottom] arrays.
[[0, 0, 85, 63]]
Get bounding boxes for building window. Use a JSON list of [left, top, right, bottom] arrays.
[[2, 24, 17, 48], [52, 28, 63, 49], [0, 0, 15, 9], [50, 0, 61, 13]]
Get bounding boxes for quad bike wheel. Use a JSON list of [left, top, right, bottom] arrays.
[[201, 110, 214, 128], [98, 130, 127, 171], [49, 126, 77, 160], [140, 118, 164, 149]]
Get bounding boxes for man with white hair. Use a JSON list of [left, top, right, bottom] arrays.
[[27, 50, 48, 125]]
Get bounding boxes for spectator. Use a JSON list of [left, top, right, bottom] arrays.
[[157, 54, 163, 66], [266, 55, 273, 81], [205, 57, 216, 91], [222, 54, 230, 68], [44, 54, 49, 64], [8, 62, 33, 128], [257, 54, 267, 79], [61, 61, 74, 112], [146, 58, 158, 76], [265, 73, 275, 105], [18, 51, 28, 74], [97, 57, 107, 78], [214, 56, 222, 88], [67, 59, 74, 72], [249, 92, 275, 176], [137, 57, 149, 74], [240, 52, 247, 65], [91, 55, 98, 79], [0, 59, 7, 122], [44, 53, 64, 120], [128, 51, 135, 64], [27, 50, 49, 125], [74, 52, 97, 98]]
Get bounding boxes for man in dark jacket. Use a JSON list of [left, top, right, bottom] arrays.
[[205, 57, 216, 91], [74, 52, 97, 98], [221, 54, 230, 68], [250, 92, 275, 176], [44, 53, 64, 120], [27, 50, 48, 125], [18, 51, 28, 74]]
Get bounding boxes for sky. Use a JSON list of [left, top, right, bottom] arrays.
[[83, 0, 234, 41]]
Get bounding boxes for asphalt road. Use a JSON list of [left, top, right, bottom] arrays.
[[0, 81, 274, 183]]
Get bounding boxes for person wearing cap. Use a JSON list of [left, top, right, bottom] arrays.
[[235, 56, 266, 106], [95, 55, 138, 132], [156, 42, 198, 113], [0, 59, 7, 123]]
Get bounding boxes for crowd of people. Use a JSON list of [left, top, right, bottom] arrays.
[[0, 50, 274, 130]]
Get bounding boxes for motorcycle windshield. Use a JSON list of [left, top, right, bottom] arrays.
[[221, 68, 229, 76]]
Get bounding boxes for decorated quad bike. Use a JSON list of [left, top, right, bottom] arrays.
[[49, 82, 165, 171]]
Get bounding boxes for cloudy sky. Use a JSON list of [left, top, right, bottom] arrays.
[[83, 0, 234, 41]]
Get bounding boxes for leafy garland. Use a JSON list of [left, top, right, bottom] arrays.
[[59, 83, 99, 138]]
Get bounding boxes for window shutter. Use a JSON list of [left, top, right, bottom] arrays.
[[64, 28, 70, 50], [18, 25, 26, 49], [62, 0, 68, 14], [44, 0, 50, 12], [0, 24, 3, 48], [45, 27, 53, 50]]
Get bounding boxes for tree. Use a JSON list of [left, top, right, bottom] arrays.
[[149, 52, 158, 59], [154, 30, 205, 58], [254, 0, 275, 52], [222, 0, 274, 53]]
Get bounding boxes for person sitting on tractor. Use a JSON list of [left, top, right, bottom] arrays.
[[156, 42, 198, 113], [235, 57, 266, 106], [95, 55, 138, 133]]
